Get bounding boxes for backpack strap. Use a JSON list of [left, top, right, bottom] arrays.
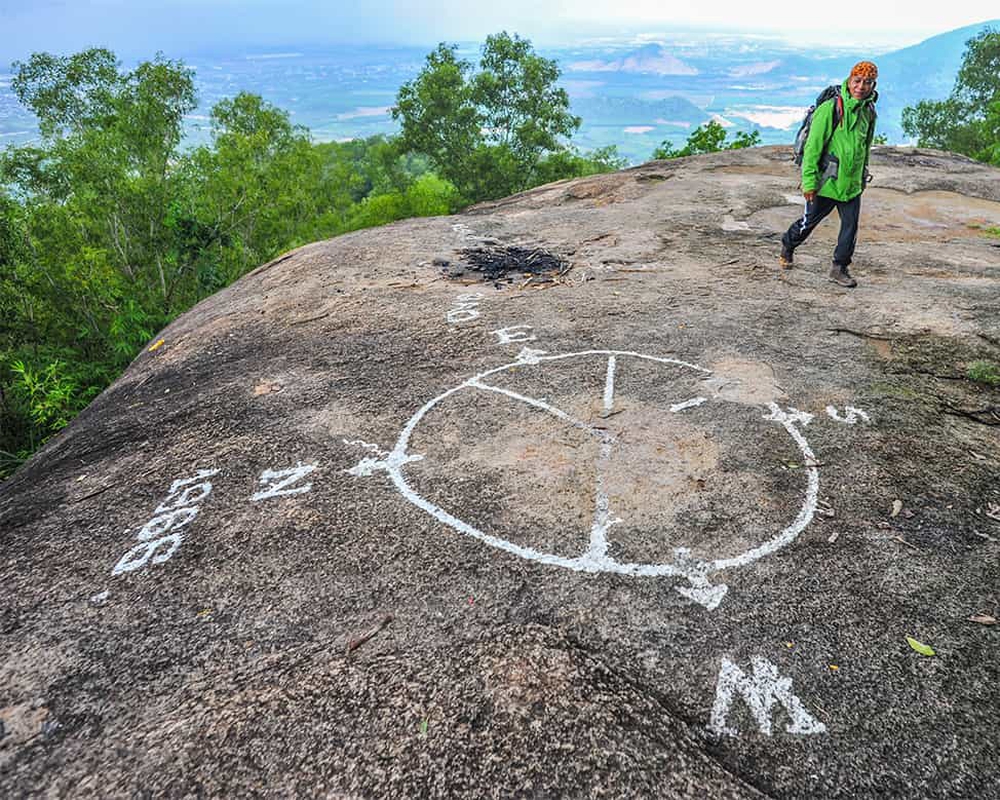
[[817, 95, 842, 163]]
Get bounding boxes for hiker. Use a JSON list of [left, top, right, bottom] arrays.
[[781, 61, 879, 287]]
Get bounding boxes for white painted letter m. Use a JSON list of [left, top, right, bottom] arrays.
[[708, 656, 826, 737]]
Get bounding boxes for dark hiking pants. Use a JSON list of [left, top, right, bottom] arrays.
[[782, 194, 861, 267]]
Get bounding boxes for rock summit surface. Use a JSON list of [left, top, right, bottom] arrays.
[[2, 146, 999, 798]]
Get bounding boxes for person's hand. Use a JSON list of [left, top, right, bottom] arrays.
[[804, 190, 816, 203]]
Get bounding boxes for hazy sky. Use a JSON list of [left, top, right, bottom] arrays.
[[2, 0, 998, 60]]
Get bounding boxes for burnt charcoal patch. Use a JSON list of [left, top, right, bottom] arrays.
[[444, 245, 568, 284]]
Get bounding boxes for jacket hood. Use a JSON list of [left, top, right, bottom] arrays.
[[840, 79, 877, 129], [840, 79, 878, 106]]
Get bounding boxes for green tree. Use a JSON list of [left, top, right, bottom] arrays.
[[0, 49, 198, 473], [393, 32, 583, 200], [2, 42, 608, 479], [182, 92, 334, 282], [473, 33, 580, 173], [4, 49, 198, 316], [902, 29, 1000, 164], [393, 44, 480, 189], [10, 48, 121, 138], [652, 121, 761, 160], [532, 145, 628, 185]]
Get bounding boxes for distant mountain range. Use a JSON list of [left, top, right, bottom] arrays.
[[554, 18, 999, 156], [1, 20, 997, 163], [568, 44, 700, 76]]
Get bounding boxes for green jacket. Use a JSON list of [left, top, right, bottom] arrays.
[[801, 80, 877, 201]]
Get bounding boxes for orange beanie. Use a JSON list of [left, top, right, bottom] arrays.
[[850, 61, 878, 81]]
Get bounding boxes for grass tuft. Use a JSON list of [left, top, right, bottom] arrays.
[[967, 360, 1000, 387]]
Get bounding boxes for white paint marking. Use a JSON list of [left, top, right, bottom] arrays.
[[112, 534, 183, 575], [516, 347, 548, 364], [825, 405, 871, 425], [670, 396, 708, 413], [447, 293, 485, 324], [374, 352, 704, 576], [347, 457, 384, 477], [764, 404, 814, 427], [348, 351, 818, 603], [347, 452, 424, 477], [155, 483, 213, 514], [164, 469, 220, 495], [448, 308, 479, 323], [251, 463, 317, 501], [709, 656, 827, 737], [111, 469, 219, 576], [709, 404, 819, 572], [677, 582, 729, 609], [672, 548, 728, 609], [603, 355, 617, 411], [583, 439, 622, 565], [137, 506, 199, 541], [583, 356, 623, 564], [492, 325, 536, 345], [469, 379, 610, 442], [342, 439, 386, 456]]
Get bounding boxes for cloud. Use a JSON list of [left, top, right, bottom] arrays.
[[1, 0, 995, 62], [728, 60, 781, 77], [724, 105, 807, 130], [336, 106, 392, 120]]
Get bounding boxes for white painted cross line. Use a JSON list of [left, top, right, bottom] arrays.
[[353, 350, 821, 611], [583, 439, 621, 564], [467, 379, 610, 442], [603, 355, 617, 412], [583, 355, 623, 564], [708, 656, 827, 737], [670, 396, 708, 413]]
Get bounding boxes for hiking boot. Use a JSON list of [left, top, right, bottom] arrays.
[[829, 263, 857, 288], [779, 247, 794, 269]]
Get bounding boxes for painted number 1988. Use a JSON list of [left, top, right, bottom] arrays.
[[111, 469, 219, 575]]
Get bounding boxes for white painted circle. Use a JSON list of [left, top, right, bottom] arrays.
[[383, 350, 819, 580]]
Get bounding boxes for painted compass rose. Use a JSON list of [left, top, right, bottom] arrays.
[[348, 349, 820, 609]]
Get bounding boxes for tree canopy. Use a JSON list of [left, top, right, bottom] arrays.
[[1, 34, 764, 478], [652, 121, 761, 160], [0, 50, 464, 477], [393, 32, 599, 201], [902, 29, 1000, 165]]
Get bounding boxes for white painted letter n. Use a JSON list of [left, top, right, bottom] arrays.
[[252, 463, 317, 502]]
